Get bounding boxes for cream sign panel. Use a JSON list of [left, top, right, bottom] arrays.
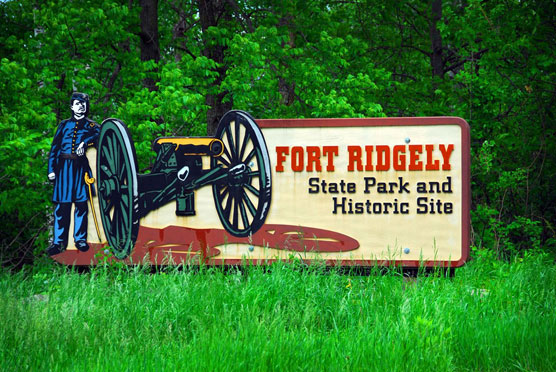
[[257, 117, 470, 267], [53, 114, 469, 267]]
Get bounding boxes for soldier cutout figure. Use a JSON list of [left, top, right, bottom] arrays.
[[47, 92, 100, 255]]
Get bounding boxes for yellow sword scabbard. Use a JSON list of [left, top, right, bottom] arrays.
[[84, 172, 103, 243]]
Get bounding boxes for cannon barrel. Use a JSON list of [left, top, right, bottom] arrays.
[[153, 137, 224, 157]]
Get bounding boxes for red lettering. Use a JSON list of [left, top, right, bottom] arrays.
[[393, 145, 406, 171], [275, 146, 289, 172], [376, 145, 390, 171], [425, 144, 440, 170], [306, 146, 322, 172], [291, 146, 304, 172], [347, 146, 363, 171], [409, 145, 423, 171], [364, 146, 374, 171], [322, 146, 338, 171], [439, 144, 454, 170]]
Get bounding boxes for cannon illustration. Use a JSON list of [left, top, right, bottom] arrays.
[[96, 110, 272, 259]]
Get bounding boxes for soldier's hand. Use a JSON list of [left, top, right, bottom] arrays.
[[76, 142, 85, 156], [48, 172, 55, 181]]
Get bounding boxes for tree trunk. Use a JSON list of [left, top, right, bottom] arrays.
[[197, 0, 233, 135], [429, 0, 444, 79], [139, 0, 160, 91]]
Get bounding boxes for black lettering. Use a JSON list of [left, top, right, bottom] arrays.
[[308, 177, 319, 194], [442, 177, 453, 193], [416, 182, 427, 193], [398, 177, 410, 193], [332, 197, 346, 214], [339, 179, 347, 193], [383, 202, 392, 214], [365, 200, 372, 213], [429, 181, 440, 193], [417, 197, 428, 214], [388, 182, 397, 193], [347, 198, 354, 214], [364, 177, 376, 193]]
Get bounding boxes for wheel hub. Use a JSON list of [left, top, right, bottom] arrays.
[[227, 163, 251, 186]]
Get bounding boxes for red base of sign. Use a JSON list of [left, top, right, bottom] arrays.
[[51, 224, 360, 266]]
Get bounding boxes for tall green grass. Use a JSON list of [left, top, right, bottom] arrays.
[[1, 253, 555, 371]]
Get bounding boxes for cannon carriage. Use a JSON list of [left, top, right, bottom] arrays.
[[96, 110, 272, 259]]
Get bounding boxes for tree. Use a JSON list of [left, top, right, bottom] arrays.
[[197, 0, 234, 135], [139, 0, 160, 91], [1, 0, 555, 265]]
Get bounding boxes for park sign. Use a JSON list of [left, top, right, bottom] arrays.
[[51, 112, 470, 268]]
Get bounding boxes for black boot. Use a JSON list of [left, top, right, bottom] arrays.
[[75, 241, 89, 252], [47, 244, 64, 256]]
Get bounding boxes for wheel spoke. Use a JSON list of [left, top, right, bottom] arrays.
[[112, 205, 121, 241], [238, 198, 249, 230], [239, 130, 251, 161], [120, 194, 129, 208], [234, 119, 240, 161], [100, 164, 114, 178], [244, 148, 256, 165], [224, 124, 237, 162], [118, 159, 127, 180], [217, 156, 231, 167], [107, 135, 117, 168], [103, 203, 113, 236], [224, 191, 234, 218], [244, 183, 260, 197], [117, 136, 128, 180], [101, 145, 115, 171], [222, 147, 233, 165], [103, 199, 114, 215], [232, 195, 239, 230], [120, 201, 129, 227], [241, 189, 257, 217], [112, 134, 121, 171], [219, 186, 229, 199]]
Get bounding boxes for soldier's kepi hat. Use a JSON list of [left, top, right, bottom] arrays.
[[70, 92, 89, 104]]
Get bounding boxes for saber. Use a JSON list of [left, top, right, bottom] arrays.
[[84, 172, 103, 243]]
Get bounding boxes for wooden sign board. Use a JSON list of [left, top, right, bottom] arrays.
[[53, 115, 469, 268]]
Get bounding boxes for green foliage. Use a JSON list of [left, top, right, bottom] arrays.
[[1, 0, 555, 263]]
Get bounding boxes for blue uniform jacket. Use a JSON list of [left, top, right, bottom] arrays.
[[48, 117, 100, 203]]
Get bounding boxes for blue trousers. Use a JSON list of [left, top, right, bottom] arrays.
[[53, 202, 88, 246]]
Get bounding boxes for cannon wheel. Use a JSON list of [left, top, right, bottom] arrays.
[[211, 111, 272, 237], [97, 118, 140, 259]]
